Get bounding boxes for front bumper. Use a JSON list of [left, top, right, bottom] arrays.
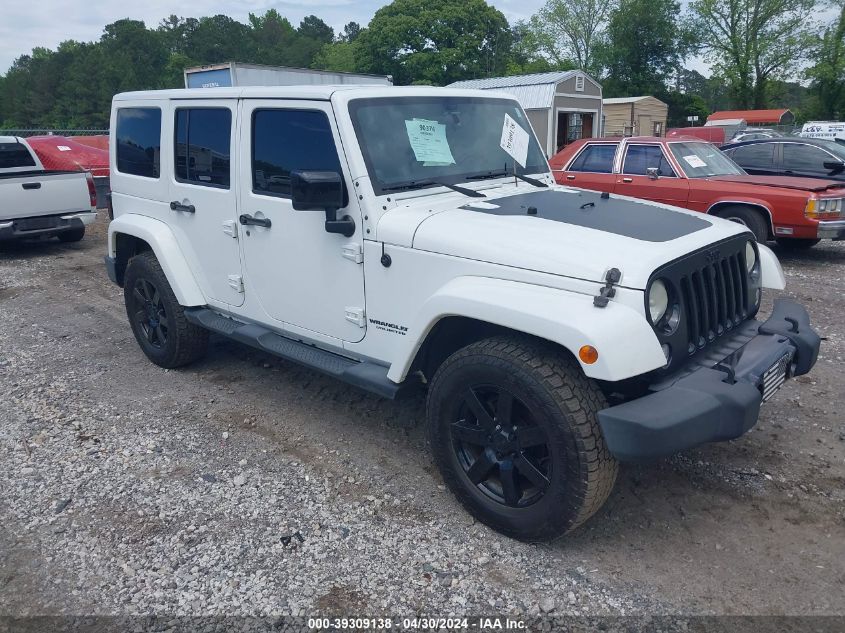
[[817, 219, 845, 240], [0, 212, 96, 242], [598, 298, 820, 461]]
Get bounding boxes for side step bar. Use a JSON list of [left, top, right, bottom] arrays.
[[184, 307, 408, 399]]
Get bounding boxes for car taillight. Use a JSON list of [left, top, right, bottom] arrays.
[[85, 172, 97, 209]]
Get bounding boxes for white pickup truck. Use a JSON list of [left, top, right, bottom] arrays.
[[0, 136, 97, 243], [105, 86, 820, 541]]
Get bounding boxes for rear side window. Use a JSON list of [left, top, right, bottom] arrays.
[[116, 108, 161, 178], [252, 109, 343, 198], [622, 144, 676, 177], [174, 108, 232, 188], [783, 143, 834, 173], [0, 142, 36, 169], [569, 144, 617, 173], [729, 143, 776, 169]]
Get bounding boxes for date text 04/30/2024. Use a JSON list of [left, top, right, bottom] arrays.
[[307, 617, 527, 630]]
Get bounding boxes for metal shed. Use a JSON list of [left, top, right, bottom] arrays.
[[448, 71, 603, 157], [602, 96, 669, 137]]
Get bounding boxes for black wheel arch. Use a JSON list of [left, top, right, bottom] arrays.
[[409, 316, 581, 384], [113, 233, 153, 287]]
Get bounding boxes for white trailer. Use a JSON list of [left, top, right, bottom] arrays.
[[184, 62, 392, 89]]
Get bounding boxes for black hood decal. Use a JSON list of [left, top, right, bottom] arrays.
[[459, 189, 710, 242]]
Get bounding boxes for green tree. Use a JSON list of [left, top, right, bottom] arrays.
[[248, 10, 298, 66], [290, 16, 336, 67], [99, 19, 168, 93], [506, 21, 573, 74], [356, 0, 512, 85], [527, 0, 614, 75], [806, 1, 845, 119], [184, 15, 254, 64], [340, 22, 363, 42], [312, 41, 360, 73], [658, 90, 710, 126], [298, 15, 335, 43], [599, 0, 688, 96], [687, 0, 816, 109]]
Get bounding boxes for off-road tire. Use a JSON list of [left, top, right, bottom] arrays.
[[57, 226, 85, 243], [716, 205, 769, 243], [427, 335, 618, 542], [124, 251, 208, 368], [776, 237, 820, 250]]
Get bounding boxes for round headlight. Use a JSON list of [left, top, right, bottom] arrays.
[[745, 241, 757, 272], [648, 279, 669, 323]]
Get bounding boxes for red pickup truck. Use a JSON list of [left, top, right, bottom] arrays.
[[550, 136, 845, 248]]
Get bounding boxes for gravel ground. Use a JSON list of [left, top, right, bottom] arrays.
[[1, 213, 843, 620]]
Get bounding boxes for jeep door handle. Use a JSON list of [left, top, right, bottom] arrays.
[[170, 201, 196, 213], [566, 175, 575, 180], [22, 182, 41, 190], [239, 214, 271, 228], [621, 177, 633, 183]]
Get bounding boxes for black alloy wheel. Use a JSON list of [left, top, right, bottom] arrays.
[[427, 335, 618, 542], [123, 251, 208, 368], [131, 278, 169, 350], [451, 385, 551, 508]]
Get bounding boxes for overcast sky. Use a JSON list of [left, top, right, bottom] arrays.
[[1, 0, 709, 76]]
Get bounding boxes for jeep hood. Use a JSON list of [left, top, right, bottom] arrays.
[[380, 187, 751, 290]]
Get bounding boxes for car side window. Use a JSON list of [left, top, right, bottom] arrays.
[[568, 144, 617, 173], [783, 143, 834, 173], [174, 108, 232, 188], [252, 109, 344, 199], [729, 143, 776, 169], [116, 107, 161, 178], [0, 142, 36, 168], [622, 145, 676, 177]]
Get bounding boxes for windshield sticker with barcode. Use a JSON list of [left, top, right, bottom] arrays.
[[404, 119, 455, 166], [683, 155, 707, 168]]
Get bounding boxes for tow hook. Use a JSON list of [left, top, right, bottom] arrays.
[[594, 268, 622, 308]]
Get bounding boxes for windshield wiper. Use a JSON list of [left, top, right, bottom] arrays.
[[465, 170, 548, 188], [381, 180, 485, 198]]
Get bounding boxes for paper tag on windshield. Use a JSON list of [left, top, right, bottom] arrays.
[[57, 145, 72, 152], [683, 155, 707, 168], [405, 119, 455, 165], [500, 113, 529, 168]]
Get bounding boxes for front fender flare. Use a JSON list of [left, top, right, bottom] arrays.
[[386, 277, 666, 383], [758, 243, 785, 290], [108, 214, 205, 306]]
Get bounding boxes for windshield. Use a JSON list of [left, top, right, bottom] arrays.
[[819, 139, 845, 160], [668, 141, 746, 178], [348, 96, 549, 194]]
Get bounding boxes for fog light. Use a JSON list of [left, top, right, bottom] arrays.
[[579, 345, 599, 364]]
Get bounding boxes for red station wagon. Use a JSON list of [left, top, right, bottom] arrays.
[[550, 136, 845, 248]]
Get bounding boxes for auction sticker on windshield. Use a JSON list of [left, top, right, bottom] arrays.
[[683, 155, 707, 169], [405, 118, 455, 165], [500, 113, 529, 168]]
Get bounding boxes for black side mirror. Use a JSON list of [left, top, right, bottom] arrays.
[[823, 160, 845, 173], [646, 166, 660, 180], [291, 170, 355, 237]]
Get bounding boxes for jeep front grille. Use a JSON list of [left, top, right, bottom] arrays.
[[679, 251, 749, 353]]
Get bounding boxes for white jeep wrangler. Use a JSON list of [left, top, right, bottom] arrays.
[[105, 86, 820, 541]]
